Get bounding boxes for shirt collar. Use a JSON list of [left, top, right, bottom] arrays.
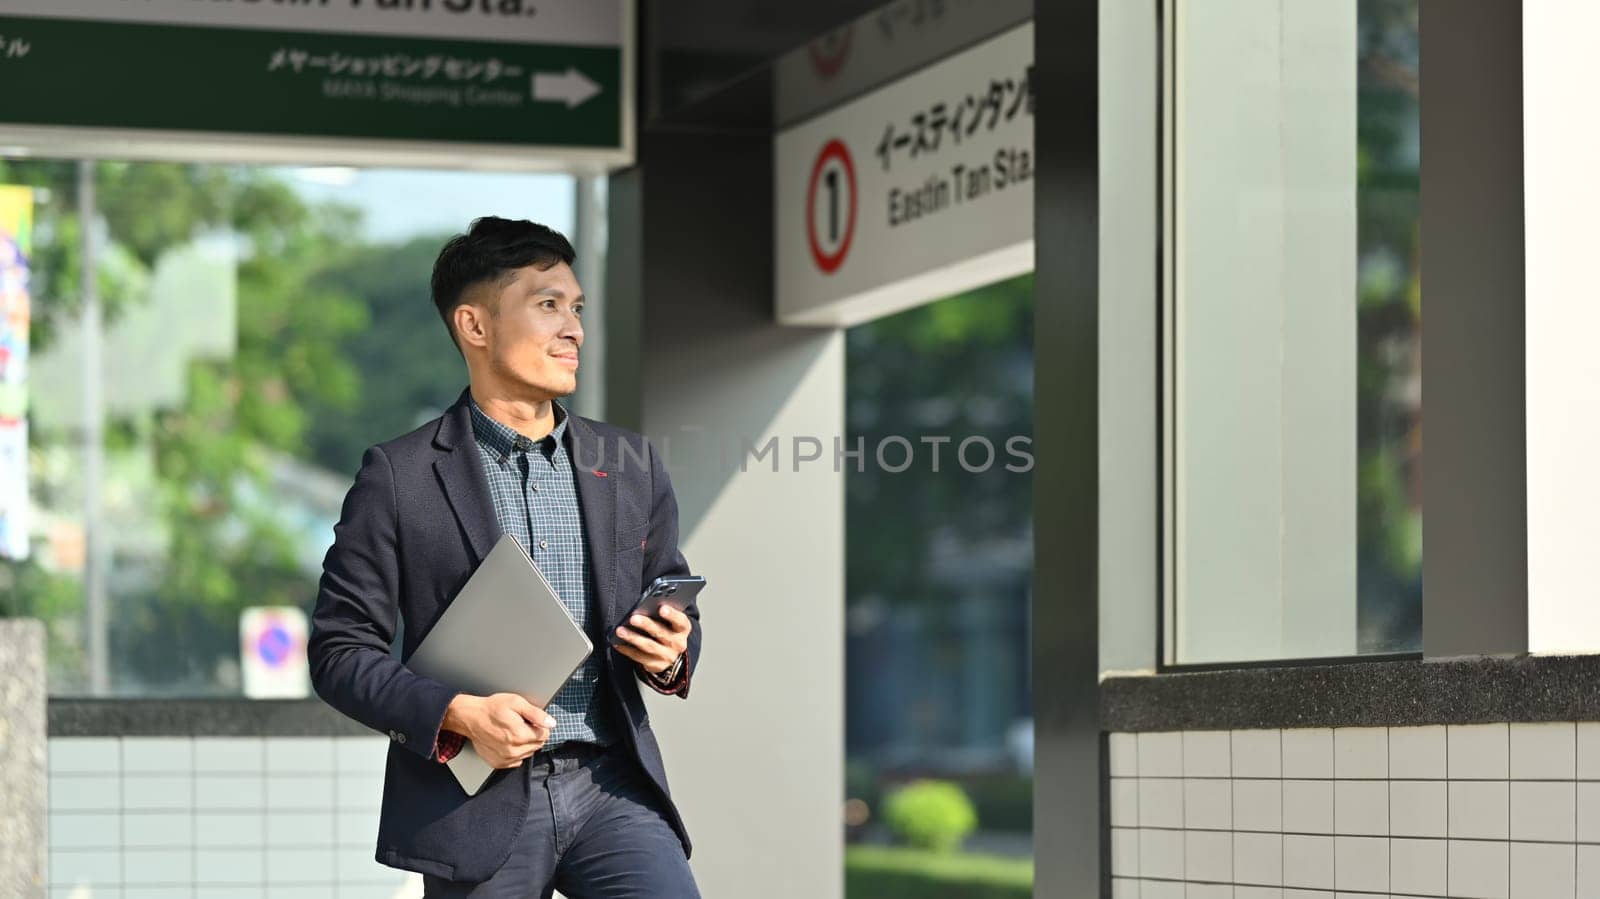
[[468, 397, 569, 460]]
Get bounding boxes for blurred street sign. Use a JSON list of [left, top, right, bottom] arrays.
[[240, 606, 311, 700]]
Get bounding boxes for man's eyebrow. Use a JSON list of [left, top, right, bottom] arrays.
[[532, 287, 586, 302]]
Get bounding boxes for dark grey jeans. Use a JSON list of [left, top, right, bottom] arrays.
[[422, 743, 700, 899]]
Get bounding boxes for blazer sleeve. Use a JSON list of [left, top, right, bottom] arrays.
[[638, 437, 702, 698], [308, 445, 459, 760]]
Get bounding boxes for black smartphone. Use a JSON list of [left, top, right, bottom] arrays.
[[609, 575, 706, 643]]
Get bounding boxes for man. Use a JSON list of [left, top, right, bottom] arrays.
[[308, 216, 703, 897]]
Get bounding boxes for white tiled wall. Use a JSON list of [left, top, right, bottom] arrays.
[[1109, 723, 1600, 899], [47, 735, 421, 899]]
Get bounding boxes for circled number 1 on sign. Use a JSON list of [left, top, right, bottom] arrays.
[[806, 139, 857, 274]]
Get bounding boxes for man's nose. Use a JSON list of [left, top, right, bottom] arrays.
[[560, 311, 584, 345]]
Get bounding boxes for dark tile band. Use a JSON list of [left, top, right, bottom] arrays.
[[49, 698, 371, 738], [1101, 654, 1600, 733]]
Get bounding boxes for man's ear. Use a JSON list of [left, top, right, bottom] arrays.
[[454, 303, 489, 349]]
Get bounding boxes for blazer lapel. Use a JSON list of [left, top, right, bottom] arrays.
[[433, 392, 499, 566], [568, 415, 621, 627]]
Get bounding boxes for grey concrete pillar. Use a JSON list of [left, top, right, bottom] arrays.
[[0, 619, 46, 897]]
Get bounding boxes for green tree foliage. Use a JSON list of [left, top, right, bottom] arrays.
[[0, 162, 368, 692], [116, 182, 368, 690], [844, 274, 1032, 617], [842, 275, 1034, 795], [303, 235, 467, 474]]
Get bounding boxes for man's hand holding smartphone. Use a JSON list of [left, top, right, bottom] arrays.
[[613, 605, 692, 676], [611, 576, 704, 677]]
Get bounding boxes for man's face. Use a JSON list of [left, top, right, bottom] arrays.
[[474, 261, 584, 398]]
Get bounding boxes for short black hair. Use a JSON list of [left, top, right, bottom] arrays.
[[430, 216, 577, 347]]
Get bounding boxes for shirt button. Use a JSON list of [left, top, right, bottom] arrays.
[[531, 484, 539, 493], [538, 539, 549, 550]]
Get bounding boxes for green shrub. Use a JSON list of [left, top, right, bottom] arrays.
[[845, 845, 1032, 899], [882, 779, 979, 852]]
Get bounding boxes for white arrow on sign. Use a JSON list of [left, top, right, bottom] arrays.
[[532, 68, 602, 109]]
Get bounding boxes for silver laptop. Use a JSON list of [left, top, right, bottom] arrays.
[[406, 533, 593, 796]]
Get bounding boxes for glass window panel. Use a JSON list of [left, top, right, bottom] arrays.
[[1167, 0, 1421, 663]]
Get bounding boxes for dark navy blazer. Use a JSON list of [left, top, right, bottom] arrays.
[[307, 389, 701, 882]]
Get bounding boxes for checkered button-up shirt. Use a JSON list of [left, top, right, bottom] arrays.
[[430, 400, 690, 764], [463, 398, 617, 749]]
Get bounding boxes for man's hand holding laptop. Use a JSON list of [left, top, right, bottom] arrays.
[[441, 693, 558, 769], [433, 606, 690, 771]]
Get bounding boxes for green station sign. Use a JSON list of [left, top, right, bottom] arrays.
[[0, 2, 625, 155]]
